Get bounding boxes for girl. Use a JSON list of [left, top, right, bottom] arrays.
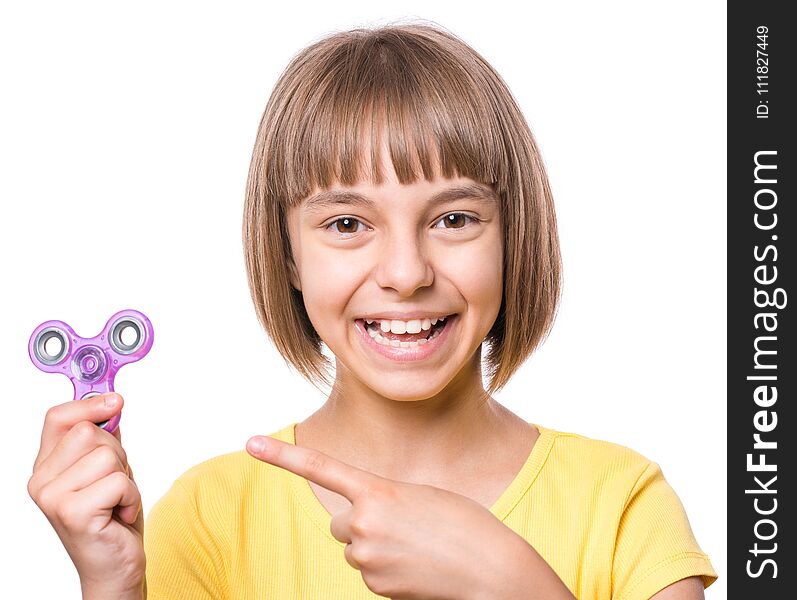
[[28, 21, 717, 599]]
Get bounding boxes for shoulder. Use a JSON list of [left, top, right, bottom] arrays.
[[536, 424, 659, 501], [540, 425, 653, 473], [172, 422, 296, 501], [143, 426, 293, 598], [145, 422, 296, 555], [534, 425, 719, 590]]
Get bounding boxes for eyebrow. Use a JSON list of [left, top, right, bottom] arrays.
[[302, 183, 498, 214]]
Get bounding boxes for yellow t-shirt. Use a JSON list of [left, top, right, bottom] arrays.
[[144, 423, 717, 599]]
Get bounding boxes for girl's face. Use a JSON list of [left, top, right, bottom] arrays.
[[286, 147, 503, 401]]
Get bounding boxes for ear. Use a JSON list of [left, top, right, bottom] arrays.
[[288, 258, 302, 291], [284, 207, 302, 291]]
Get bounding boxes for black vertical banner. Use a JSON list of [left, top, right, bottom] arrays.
[[728, 4, 794, 598]]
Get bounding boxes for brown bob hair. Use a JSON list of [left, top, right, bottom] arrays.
[[243, 20, 562, 395]]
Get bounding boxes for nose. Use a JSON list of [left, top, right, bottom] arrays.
[[373, 231, 434, 297]]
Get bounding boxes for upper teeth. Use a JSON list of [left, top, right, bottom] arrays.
[[364, 315, 448, 334]]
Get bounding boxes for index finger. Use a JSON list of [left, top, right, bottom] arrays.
[[247, 436, 380, 502]]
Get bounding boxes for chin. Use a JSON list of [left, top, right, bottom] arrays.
[[368, 373, 454, 402]]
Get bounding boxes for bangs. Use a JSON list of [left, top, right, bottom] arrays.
[[268, 28, 507, 207]]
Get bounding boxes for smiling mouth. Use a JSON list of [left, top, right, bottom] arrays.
[[355, 314, 455, 346]]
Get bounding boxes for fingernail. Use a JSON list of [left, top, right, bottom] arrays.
[[104, 394, 119, 407], [248, 437, 266, 454]]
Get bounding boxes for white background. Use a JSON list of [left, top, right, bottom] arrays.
[[0, 1, 726, 597]]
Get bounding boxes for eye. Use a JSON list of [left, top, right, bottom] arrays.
[[434, 213, 477, 230], [325, 216, 366, 236]]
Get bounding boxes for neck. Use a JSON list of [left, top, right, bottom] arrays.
[[297, 351, 515, 481]]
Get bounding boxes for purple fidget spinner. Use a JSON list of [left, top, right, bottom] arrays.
[[29, 309, 154, 433]]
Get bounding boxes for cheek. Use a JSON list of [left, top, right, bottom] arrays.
[[298, 251, 366, 328], [301, 250, 365, 292], [442, 235, 503, 310], [461, 259, 502, 310]]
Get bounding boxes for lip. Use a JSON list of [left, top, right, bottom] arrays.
[[353, 314, 457, 362], [358, 312, 455, 321]]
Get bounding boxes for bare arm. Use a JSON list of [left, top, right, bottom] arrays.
[[493, 538, 707, 600], [648, 576, 705, 600], [474, 534, 576, 600]]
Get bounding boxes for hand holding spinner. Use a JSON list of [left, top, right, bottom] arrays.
[[29, 309, 154, 433]]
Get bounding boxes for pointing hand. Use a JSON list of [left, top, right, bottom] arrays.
[[246, 434, 529, 600]]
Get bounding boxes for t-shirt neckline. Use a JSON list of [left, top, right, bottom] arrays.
[[282, 421, 555, 546]]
